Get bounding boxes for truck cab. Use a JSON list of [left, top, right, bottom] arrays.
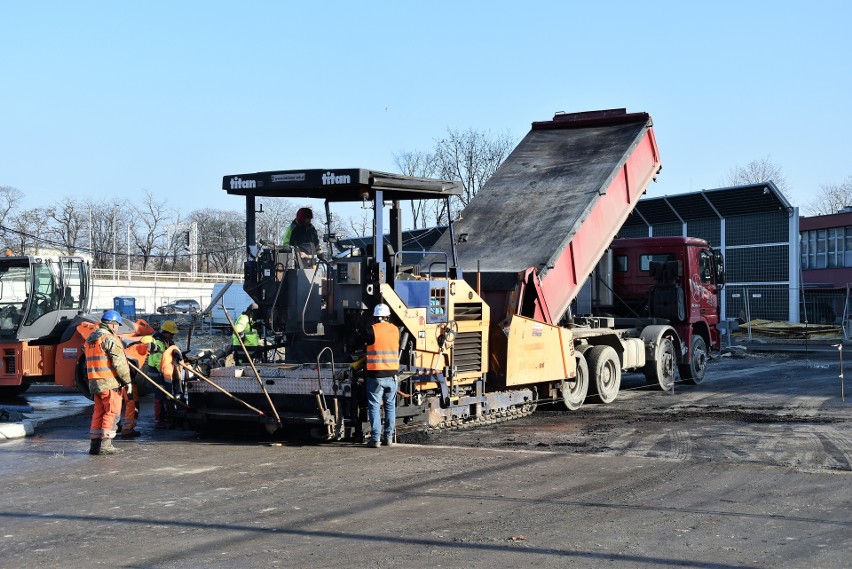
[[606, 237, 725, 381]]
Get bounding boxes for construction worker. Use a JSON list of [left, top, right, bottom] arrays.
[[85, 310, 132, 455], [364, 303, 400, 448], [282, 207, 324, 260], [160, 343, 184, 417], [144, 320, 177, 428], [232, 303, 260, 364]]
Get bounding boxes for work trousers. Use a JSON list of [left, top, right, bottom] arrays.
[[90, 389, 122, 440], [121, 384, 139, 432], [366, 376, 398, 442]]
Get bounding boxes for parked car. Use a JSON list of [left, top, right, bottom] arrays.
[[156, 299, 201, 314]]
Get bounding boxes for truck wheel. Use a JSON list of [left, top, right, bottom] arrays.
[[679, 335, 707, 385], [588, 345, 621, 404], [644, 337, 675, 391], [561, 355, 588, 410], [0, 382, 30, 398]]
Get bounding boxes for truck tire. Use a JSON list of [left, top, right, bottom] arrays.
[[561, 354, 589, 410], [0, 382, 30, 398], [588, 345, 621, 404], [644, 337, 675, 391], [679, 335, 707, 385]]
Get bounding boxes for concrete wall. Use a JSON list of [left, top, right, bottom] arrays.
[[91, 279, 216, 315]]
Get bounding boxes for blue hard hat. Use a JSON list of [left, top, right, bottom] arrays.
[[102, 310, 122, 324]]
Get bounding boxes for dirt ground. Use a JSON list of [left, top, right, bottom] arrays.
[[419, 350, 852, 474], [0, 348, 849, 568]]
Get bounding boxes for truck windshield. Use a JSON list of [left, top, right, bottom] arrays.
[[23, 262, 61, 326], [0, 266, 31, 336]]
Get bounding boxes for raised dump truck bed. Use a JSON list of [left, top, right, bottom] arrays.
[[443, 108, 661, 324]]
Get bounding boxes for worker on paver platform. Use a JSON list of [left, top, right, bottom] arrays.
[[281, 207, 324, 261], [232, 304, 260, 364], [85, 310, 132, 456], [364, 303, 400, 448], [144, 320, 177, 428]]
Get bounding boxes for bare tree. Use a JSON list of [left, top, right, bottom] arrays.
[[83, 199, 129, 271], [132, 190, 173, 270], [434, 128, 516, 215], [191, 209, 245, 274], [0, 186, 23, 247], [394, 150, 438, 228], [393, 128, 516, 228], [803, 175, 852, 216], [8, 207, 48, 255], [347, 209, 372, 237], [45, 198, 86, 255], [721, 156, 791, 197]]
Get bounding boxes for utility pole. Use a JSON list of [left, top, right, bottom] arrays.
[[190, 221, 198, 278], [126, 226, 131, 281], [112, 208, 117, 279]]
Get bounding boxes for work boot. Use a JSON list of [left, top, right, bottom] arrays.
[[381, 436, 394, 448], [99, 438, 123, 455], [88, 439, 102, 455], [367, 439, 381, 448], [121, 429, 141, 439]]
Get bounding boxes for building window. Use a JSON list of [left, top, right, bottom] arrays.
[[800, 227, 852, 269]]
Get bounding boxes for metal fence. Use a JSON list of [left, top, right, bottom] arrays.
[[725, 284, 852, 339], [93, 268, 243, 284]]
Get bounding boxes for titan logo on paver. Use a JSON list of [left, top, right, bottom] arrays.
[[62, 347, 79, 359], [230, 177, 256, 189], [322, 171, 351, 185]]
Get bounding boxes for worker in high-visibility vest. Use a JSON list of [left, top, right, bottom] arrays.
[[160, 343, 184, 417], [364, 303, 400, 448], [85, 310, 132, 455], [232, 303, 260, 364], [144, 320, 177, 427]]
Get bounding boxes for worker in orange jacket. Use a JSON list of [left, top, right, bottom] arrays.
[[160, 343, 184, 419], [85, 310, 132, 455], [144, 320, 178, 427], [364, 303, 401, 448]]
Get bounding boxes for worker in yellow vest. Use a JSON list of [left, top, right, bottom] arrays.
[[232, 303, 260, 364]]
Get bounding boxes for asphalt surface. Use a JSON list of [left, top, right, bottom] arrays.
[[0, 343, 849, 568]]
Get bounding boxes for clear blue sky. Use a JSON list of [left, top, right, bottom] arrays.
[[2, 1, 850, 220]]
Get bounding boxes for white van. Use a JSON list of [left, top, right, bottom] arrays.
[[209, 282, 255, 327]]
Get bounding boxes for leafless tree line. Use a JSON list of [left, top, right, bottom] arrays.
[[0, 187, 321, 274]]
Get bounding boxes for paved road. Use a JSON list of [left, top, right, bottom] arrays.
[[0, 349, 849, 568]]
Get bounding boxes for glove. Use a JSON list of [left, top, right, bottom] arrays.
[[318, 252, 327, 262], [125, 383, 133, 397], [238, 332, 246, 342], [173, 350, 183, 362]]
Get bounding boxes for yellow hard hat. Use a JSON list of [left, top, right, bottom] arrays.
[[161, 320, 178, 334]]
